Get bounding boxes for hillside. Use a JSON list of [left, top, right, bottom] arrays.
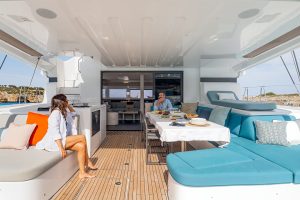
[[0, 85, 44, 103], [245, 93, 300, 107]]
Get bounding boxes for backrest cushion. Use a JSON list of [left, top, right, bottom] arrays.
[[239, 115, 295, 141], [26, 112, 49, 146], [255, 120, 300, 146], [209, 106, 231, 126], [218, 93, 236, 100], [227, 112, 243, 136], [181, 103, 198, 114], [196, 106, 212, 120], [0, 123, 36, 149], [207, 91, 239, 103]]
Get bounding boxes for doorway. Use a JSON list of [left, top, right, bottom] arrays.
[[101, 71, 183, 131]]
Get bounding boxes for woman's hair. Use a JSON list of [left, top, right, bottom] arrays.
[[51, 94, 68, 119]]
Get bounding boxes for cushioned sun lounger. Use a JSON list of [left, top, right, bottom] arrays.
[[232, 137, 300, 184], [207, 91, 277, 111], [167, 143, 293, 187]]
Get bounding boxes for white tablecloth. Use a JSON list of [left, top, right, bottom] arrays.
[[146, 112, 230, 143]]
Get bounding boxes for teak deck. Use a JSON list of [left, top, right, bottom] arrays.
[[52, 131, 175, 200]]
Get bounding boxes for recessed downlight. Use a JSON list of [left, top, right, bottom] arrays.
[[238, 8, 260, 19], [36, 8, 57, 19]]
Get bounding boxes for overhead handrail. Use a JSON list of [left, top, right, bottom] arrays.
[[0, 54, 7, 71], [280, 55, 300, 95]]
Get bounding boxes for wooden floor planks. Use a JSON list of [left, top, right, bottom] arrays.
[[52, 131, 169, 200]]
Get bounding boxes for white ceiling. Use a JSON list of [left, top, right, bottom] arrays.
[[0, 0, 300, 68]]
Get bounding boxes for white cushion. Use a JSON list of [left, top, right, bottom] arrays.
[[217, 93, 236, 100], [255, 120, 300, 146], [0, 123, 36, 150]]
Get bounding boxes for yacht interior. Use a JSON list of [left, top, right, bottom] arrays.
[[0, 0, 300, 199]]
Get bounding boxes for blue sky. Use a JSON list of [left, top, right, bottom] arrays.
[[238, 48, 300, 96], [0, 48, 300, 96], [0, 53, 47, 88]]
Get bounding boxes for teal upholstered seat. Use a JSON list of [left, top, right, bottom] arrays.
[[168, 105, 298, 187], [232, 136, 300, 183], [167, 143, 293, 187]]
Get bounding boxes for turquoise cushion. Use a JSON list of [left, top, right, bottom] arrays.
[[239, 115, 295, 141], [167, 143, 292, 187], [209, 106, 231, 126], [232, 137, 300, 183], [227, 112, 242, 136], [196, 106, 212, 120], [175, 147, 252, 169]]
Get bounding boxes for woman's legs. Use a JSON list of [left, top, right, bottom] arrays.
[[65, 135, 96, 178]]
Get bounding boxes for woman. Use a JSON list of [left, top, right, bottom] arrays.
[[36, 94, 97, 179]]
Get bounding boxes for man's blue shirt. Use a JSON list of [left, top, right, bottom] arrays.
[[154, 99, 173, 111]]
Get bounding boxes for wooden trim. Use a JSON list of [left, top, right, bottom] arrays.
[[243, 26, 300, 58], [0, 30, 43, 57]]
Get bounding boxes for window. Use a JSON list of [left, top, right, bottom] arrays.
[[109, 89, 127, 98], [130, 90, 153, 98], [0, 52, 47, 103]]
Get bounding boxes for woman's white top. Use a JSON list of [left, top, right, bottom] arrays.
[[36, 109, 77, 151]]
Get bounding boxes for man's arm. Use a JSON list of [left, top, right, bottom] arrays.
[[167, 99, 173, 110]]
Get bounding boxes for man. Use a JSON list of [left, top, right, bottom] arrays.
[[154, 92, 173, 111]]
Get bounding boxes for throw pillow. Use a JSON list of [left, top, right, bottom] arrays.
[[255, 120, 300, 146], [208, 106, 231, 126], [217, 93, 236, 100], [0, 123, 36, 149], [181, 103, 198, 114], [26, 112, 49, 146]]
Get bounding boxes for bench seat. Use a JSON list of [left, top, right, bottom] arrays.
[[167, 143, 293, 187], [232, 137, 300, 184], [0, 148, 61, 181]]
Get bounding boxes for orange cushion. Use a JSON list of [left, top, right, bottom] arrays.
[[26, 112, 49, 146]]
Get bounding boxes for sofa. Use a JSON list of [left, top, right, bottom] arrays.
[[0, 113, 79, 200], [167, 104, 300, 200]]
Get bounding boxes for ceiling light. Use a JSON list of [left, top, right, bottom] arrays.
[[36, 8, 57, 19], [238, 9, 260, 19]]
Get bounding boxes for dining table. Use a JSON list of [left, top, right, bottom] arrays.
[[146, 111, 230, 151]]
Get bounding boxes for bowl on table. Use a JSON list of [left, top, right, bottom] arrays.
[[185, 113, 199, 119]]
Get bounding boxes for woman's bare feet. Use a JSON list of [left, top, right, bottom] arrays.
[[79, 172, 96, 179]]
